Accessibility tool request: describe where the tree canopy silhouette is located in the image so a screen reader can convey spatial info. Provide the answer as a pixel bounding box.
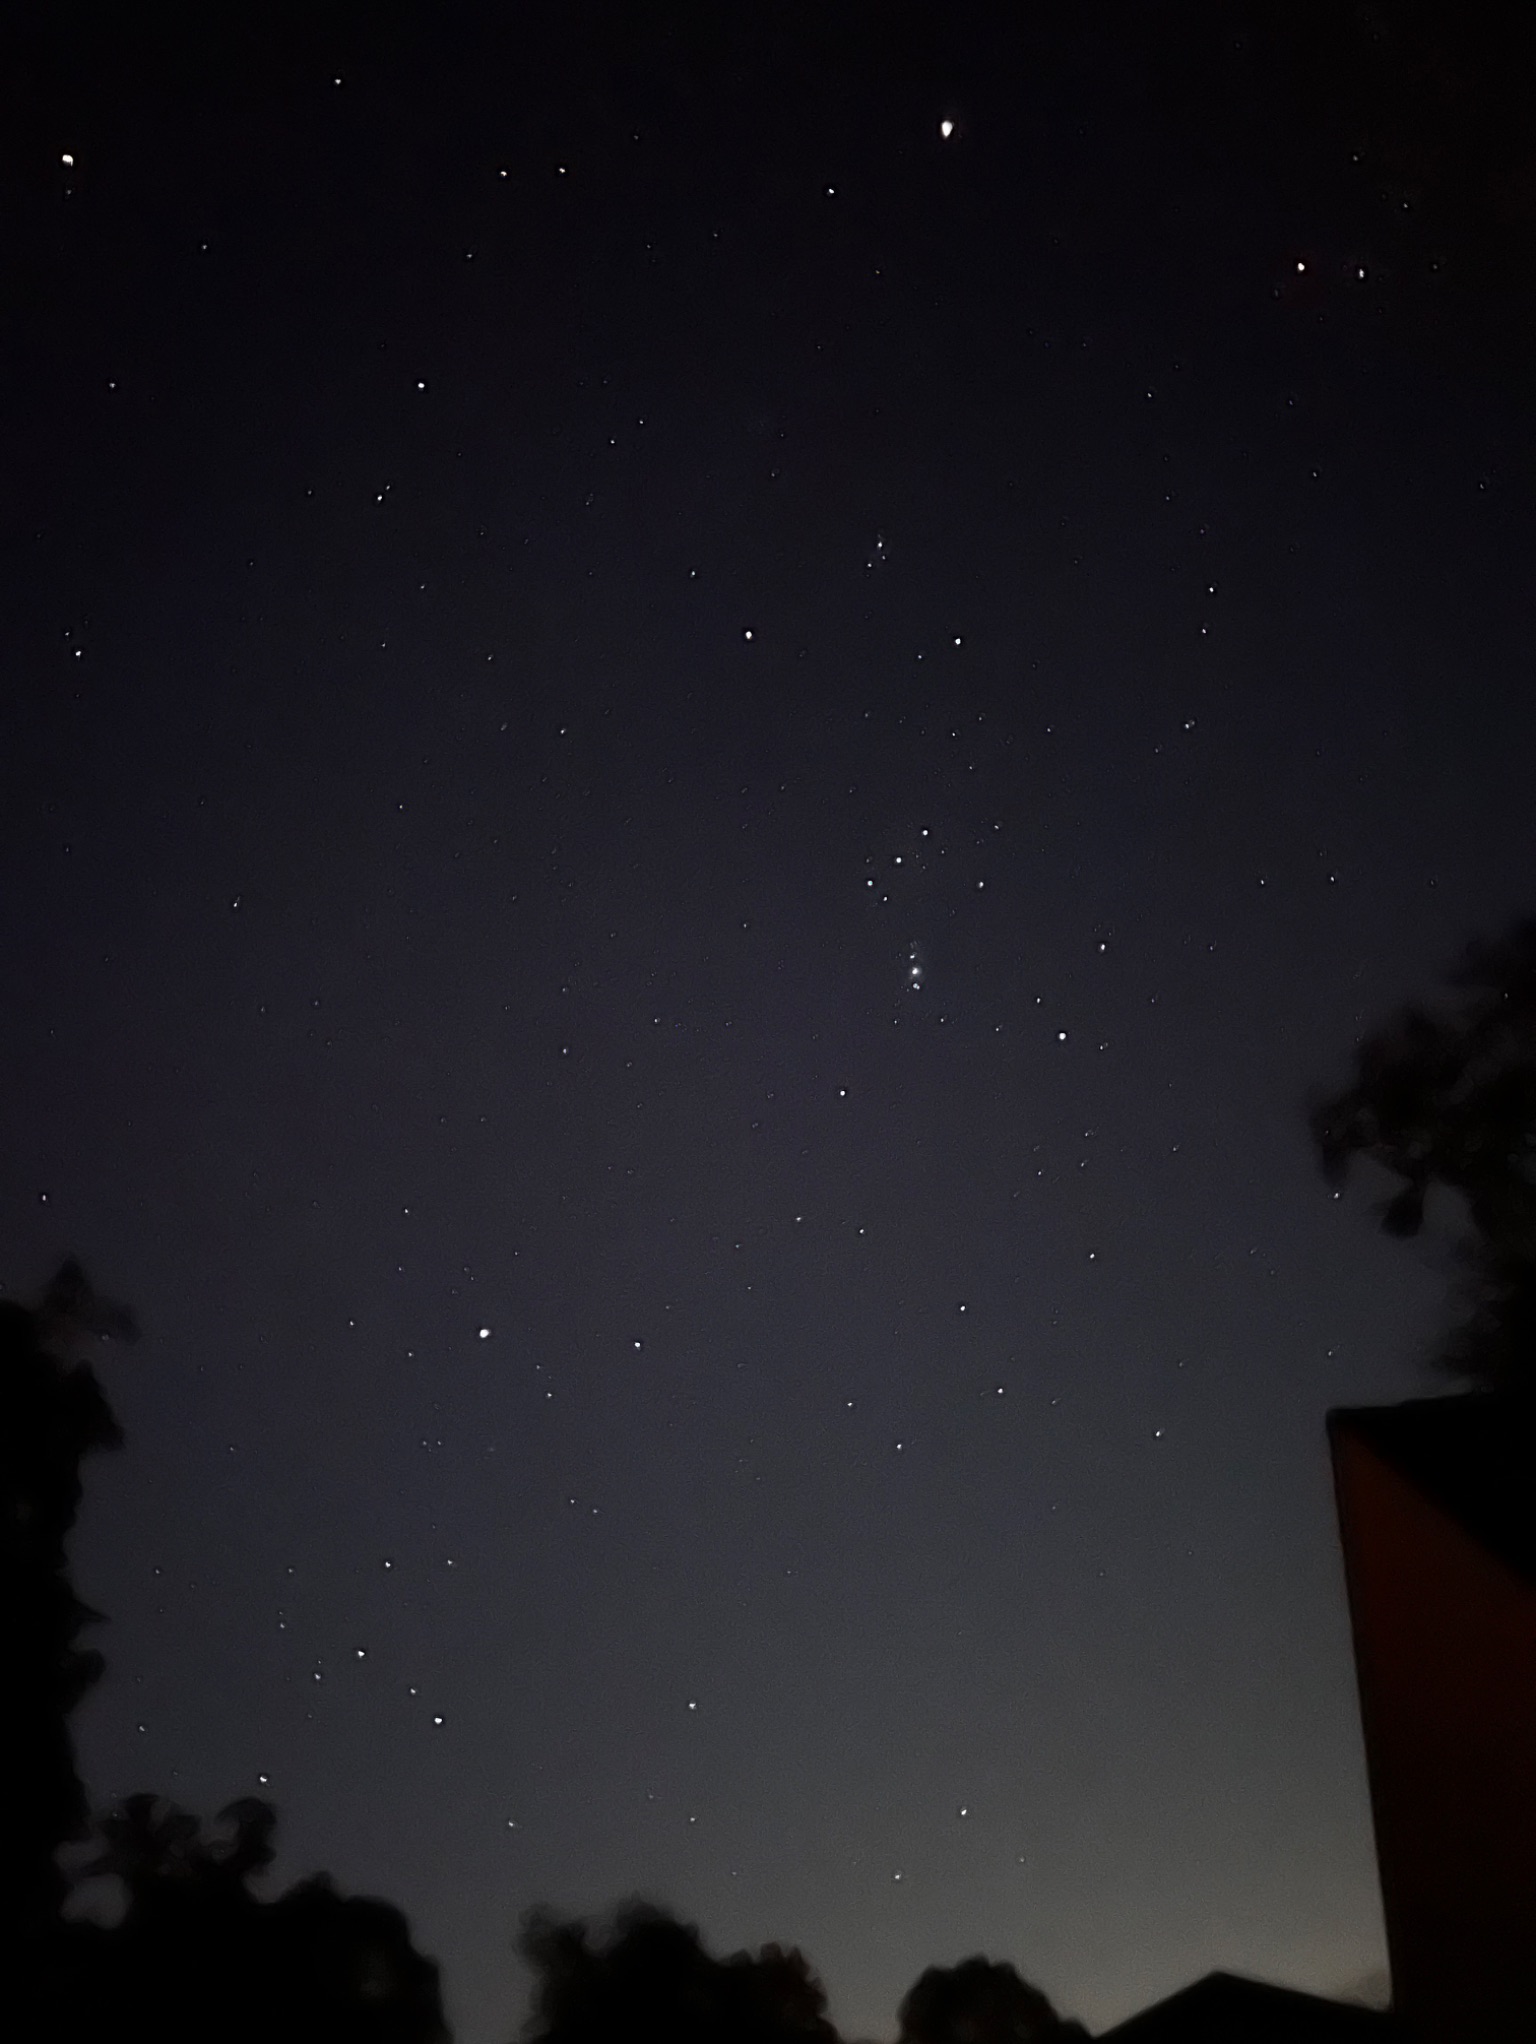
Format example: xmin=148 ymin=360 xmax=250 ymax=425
xmin=516 ymin=1903 xmax=840 ymax=2044
xmin=512 ymin=1911 xmax=1090 ymax=2044
xmin=4 ymin=1260 xmax=449 ymax=2044
xmin=896 ymin=1956 xmax=1087 ymax=2044
xmin=2 ymin=1257 xmax=132 ymax=1944
xmin=1312 ymin=919 xmax=1536 ymax=1394
xmin=6 ymin=1256 xmax=1087 ymax=2044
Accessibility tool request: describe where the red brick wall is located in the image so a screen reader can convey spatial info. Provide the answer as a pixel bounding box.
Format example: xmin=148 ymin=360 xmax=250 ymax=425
xmin=1332 ymin=1428 xmax=1536 ymax=2044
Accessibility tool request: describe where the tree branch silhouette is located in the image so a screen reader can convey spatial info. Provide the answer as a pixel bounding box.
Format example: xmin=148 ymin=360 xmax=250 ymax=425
xmin=4 ymin=1260 xmax=449 ymax=2044
xmin=1311 ymin=919 xmax=1536 ymax=1393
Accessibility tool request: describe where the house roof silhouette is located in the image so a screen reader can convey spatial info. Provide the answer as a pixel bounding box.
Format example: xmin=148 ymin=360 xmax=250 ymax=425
xmin=926 ymin=1393 xmax=1536 ymax=2039
xmin=1087 ymin=1390 xmax=1536 ymax=2041
xmin=1096 ymin=1971 xmax=1393 ymax=2041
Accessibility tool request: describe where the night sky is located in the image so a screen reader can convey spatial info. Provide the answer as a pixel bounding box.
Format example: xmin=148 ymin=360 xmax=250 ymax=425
xmin=6 ymin=6 xmax=1536 ymax=2038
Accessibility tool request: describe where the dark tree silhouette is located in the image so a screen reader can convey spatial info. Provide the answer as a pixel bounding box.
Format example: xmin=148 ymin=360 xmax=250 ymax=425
xmin=516 ymin=1911 xmax=1086 ymax=2044
xmin=1311 ymin=919 xmax=1536 ymax=1394
xmin=51 ymin=1791 xmax=448 ymax=2044
xmin=517 ymin=1903 xmax=841 ymax=2044
xmin=897 ymin=1956 xmax=1086 ymax=2044
xmin=7 ymin=1256 xmax=1083 ymax=2044
xmin=1 ymin=1258 xmax=133 ymax=1944
xmin=4 ymin=1259 xmax=449 ymax=2044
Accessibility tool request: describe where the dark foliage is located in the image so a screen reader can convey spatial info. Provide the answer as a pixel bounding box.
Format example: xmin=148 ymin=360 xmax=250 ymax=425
xmin=517 ymin=1904 xmax=841 ymax=2044
xmin=1 ymin=1258 xmax=131 ymax=1941
xmin=4 ymin=1260 xmax=449 ymax=2044
xmin=7 ymin=1257 xmax=1085 ymax=2044
xmin=1311 ymin=920 xmax=1536 ymax=1393
xmin=33 ymin=1792 xmax=448 ymax=2044
xmin=897 ymin=1956 xmax=1086 ymax=2044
